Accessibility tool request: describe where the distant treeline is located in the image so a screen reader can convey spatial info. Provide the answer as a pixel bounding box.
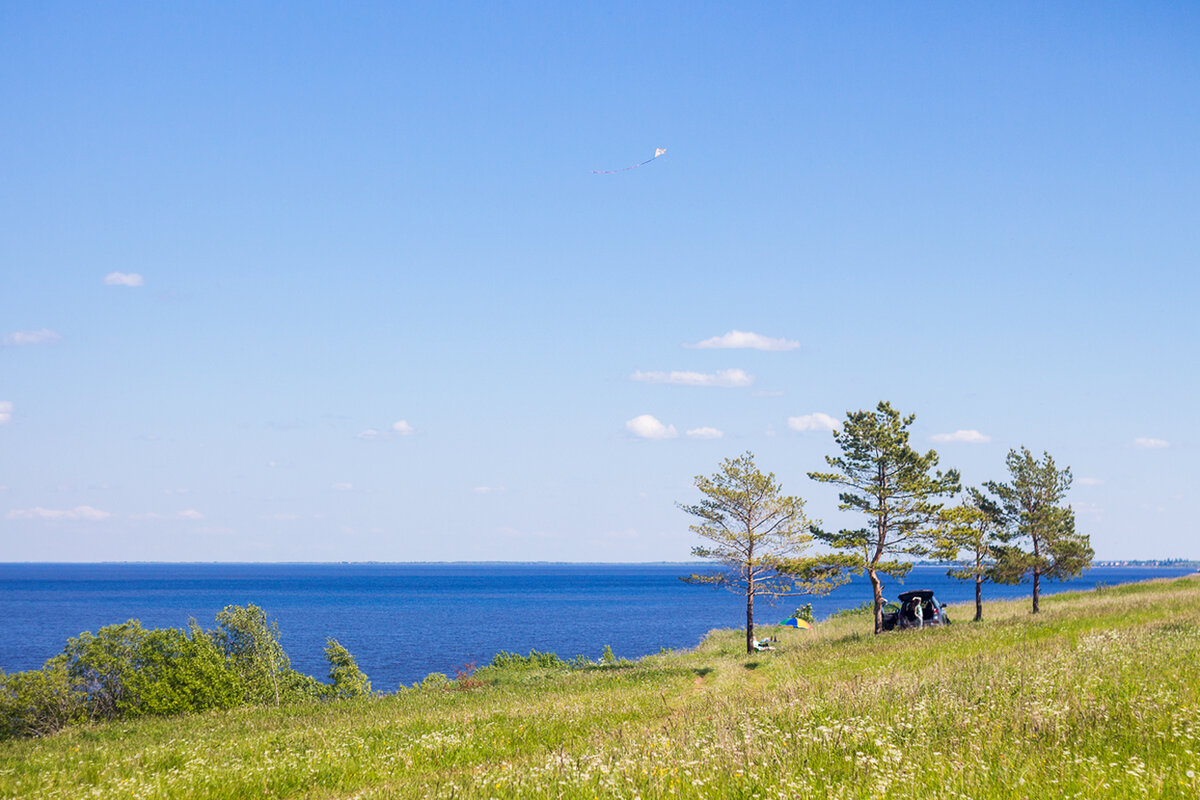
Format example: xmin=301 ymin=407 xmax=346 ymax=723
xmin=0 ymin=605 xmax=370 ymax=739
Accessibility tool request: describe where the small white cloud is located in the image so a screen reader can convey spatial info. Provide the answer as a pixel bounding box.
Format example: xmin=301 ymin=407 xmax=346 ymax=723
xmin=630 ymin=368 xmax=753 ymax=388
xmin=177 ymin=509 xmax=204 ymax=520
xmin=103 ymin=271 xmax=144 ymax=287
xmin=472 ymin=486 xmax=505 ymax=494
xmin=3 ymin=328 xmax=61 ymax=346
xmin=0 ymin=401 xmax=11 ymax=425
xmin=686 ymin=330 xmax=800 ymax=351
xmin=686 ymin=427 xmax=724 ymax=440
xmin=787 ymin=413 xmax=841 ymax=433
xmin=931 ymin=430 xmax=992 ymax=444
xmin=6 ymin=505 xmax=112 ymax=521
xmin=358 ymin=422 xmax=414 ymax=441
xmin=1077 ymin=477 xmax=1104 ymax=486
xmin=331 ymin=482 xmax=354 ymax=491
xmin=1134 ymin=437 xmax=1169 ymax=449
xmin=625 ymin=414 xmax=678 ymax=440
xmin=163 ymin=488 xmax=189 ymax=495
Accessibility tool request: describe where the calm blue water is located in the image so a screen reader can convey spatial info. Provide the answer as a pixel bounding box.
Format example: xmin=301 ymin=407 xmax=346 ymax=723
xmin=0 ymin=563 xmax=1192 ymax=690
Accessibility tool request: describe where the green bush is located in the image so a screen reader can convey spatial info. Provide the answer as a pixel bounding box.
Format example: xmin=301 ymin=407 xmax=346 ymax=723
xmin=123 ymin=624 xmax=243 ymax=717
xmin=0 ymin=657 xmax=84 ymax=738
xmin=488 ymin=649 xmax=569 ymax=670
xmin=416 ymin=672 xmax=450 ymax=691
xmin=62 ymin=620 xmax=147 ymax=720
xmin=324 ymin=639 xmax=371 ymax=699
xmin=0 ymin=605 xmax=366 ymax=740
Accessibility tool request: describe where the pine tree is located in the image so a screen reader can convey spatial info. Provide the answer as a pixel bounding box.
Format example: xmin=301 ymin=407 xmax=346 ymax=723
xmin=808 ymin=402 xmax=960 ymax=634
xmin=680 ymin=452 xmax=846 ymax=654
xmin=985 ymin=448 xmax=1093 ymax=613
xmin=934 ymin=488 xmax=1002 ymax=621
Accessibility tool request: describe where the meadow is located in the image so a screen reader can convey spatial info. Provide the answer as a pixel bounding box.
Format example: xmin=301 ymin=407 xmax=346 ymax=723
xmin=2 ymin=575 xmax=1198 ymax=799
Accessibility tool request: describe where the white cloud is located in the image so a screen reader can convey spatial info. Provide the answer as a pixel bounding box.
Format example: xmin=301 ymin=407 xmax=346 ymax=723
xmin=686 ymin=330 xmax=800 ymax=351
xmin=787 ymin=413 xmax=841 ymax=433
xmin=103 ymin=271 xmax=144 ymax=287
xmin=3 ymin=328 xmax=61 ymax=346
xmin=177 ymin=509 xmax=204 ymax=520
xmin=358 ymin=422 xmax=415 ymax=440
xmin=931 ymin=429 xmax=992 ymax=444
xmin=6 ymin=505 xmax=112 ymax=521
xmin=686 ymin=427 xmax=724 ymax=440
xmin=331 ymin=482 xmax=354 ymax=491
xmin=625 ymin=414 xmax=678 ymax=440
xmin=472 ymin=486 xmax=505 ymax=494
xmin=0 ymin=401 xmax=11 ymax=425
xmin=1134 ymin=437 xmax=1170 ymax=449
xmin=630 ymin=368 xmax=753 ymax=388
xmin=1077 ymin=477 xmax=1104 ymax=486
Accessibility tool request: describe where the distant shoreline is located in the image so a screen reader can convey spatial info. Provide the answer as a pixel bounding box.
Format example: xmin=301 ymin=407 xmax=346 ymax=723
xmin=1 ymin=559 xmax=1195 ymax=567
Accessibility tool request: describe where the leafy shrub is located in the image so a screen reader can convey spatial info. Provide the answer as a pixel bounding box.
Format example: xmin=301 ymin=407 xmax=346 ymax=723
xmin=324 ymin=639 xmax=371 ymax=699
xmin=416 ymin=672 xmax=450 ymax=691
xmin=0 ymin=605 xmax=366 ymax=740
xmin=62 ymin=621 xmax=147 ymax=720
xmin=0 ymin=658 xmax=84 ymax=738
xmin=488 ymin=649 xmax=568 ymax=670
xmin=123 ymin=623 xmax=243 ymax=717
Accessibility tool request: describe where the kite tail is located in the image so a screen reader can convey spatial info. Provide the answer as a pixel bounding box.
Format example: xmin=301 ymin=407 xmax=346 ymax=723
xmin=590 ymin=153 xmax=663 ymax=174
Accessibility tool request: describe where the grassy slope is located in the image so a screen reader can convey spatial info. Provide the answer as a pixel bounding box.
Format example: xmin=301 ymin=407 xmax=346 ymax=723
xmin=3 ymin=576 xmax=1200 ymax=799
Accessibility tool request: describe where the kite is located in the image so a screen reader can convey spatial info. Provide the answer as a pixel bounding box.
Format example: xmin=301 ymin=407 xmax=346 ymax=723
xmin=591 ymin=148 xmax=666 ymax=174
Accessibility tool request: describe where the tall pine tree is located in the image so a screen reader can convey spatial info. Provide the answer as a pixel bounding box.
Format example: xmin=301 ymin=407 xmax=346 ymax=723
xmin=985 ymin=448 xmax=1093 ymax=613
xmin=809 ymin=402 xmax=960 ymax=634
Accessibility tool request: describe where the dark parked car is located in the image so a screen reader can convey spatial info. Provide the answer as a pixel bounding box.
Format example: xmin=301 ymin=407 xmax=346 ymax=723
xmin=881 ymin=590 xmax=951 ymax=631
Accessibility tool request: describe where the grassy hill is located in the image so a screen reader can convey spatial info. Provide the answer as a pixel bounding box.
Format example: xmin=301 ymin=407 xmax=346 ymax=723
xmin=3 ymin=575 xmax=1199 ymax=799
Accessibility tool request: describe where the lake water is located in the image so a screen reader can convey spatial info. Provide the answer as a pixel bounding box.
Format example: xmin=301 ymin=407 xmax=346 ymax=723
xmin=0 ymin=563 xmax=1192 ymax=690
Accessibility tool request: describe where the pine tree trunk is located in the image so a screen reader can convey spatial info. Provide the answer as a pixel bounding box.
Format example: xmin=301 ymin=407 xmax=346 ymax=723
xmin=974 ymin=575 xmax=983 ymax=622
xmin=746 ymin=592 xmax=755 ymax=654
xmin=1032 ymin=568 xmax=1041 ymax=614
xmin=869 ymin=569 xmax=884 ymax=634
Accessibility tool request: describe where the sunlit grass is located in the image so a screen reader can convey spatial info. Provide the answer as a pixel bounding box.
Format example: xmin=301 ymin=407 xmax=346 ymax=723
xmin=3 ymin=576 xmax=1199 ymax=798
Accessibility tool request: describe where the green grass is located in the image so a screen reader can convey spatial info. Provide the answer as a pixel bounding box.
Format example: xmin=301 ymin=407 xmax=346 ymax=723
xmin=3 ymin=576 xmax=1200 ymax=798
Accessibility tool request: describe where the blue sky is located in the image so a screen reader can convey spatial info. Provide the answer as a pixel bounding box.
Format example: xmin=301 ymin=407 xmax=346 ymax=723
xmin=2 ymin=2 xmax=1196 ymax=561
